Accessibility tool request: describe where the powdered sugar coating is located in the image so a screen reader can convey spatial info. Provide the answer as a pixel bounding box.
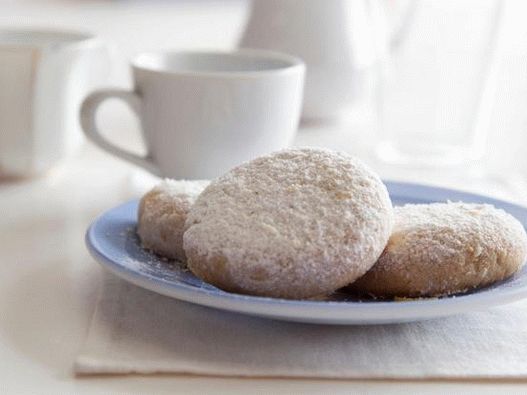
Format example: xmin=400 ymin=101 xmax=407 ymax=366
xmin=349 ymin=202 xmax=527 ymax=297
xmin=183 ymin=148 xmax=393 ymax=299
xmin=137 ymin=179 xmax=209 ymax=261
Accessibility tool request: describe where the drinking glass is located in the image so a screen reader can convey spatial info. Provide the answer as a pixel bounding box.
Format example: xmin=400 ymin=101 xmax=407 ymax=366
xmin=376 ymin=0 xmax=504 ymax=167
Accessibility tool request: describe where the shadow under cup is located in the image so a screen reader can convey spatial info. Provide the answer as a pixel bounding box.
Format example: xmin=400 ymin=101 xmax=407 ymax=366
xmin=82 ymin=50 xmax=306 ymax=180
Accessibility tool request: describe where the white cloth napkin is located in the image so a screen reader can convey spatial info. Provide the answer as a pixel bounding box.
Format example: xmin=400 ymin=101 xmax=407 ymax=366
xmin=75 ymin=273 xmax=527 ymax=379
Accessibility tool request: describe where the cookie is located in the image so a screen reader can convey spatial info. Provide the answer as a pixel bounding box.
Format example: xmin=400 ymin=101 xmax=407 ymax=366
xmin=137 ymin=179 xmax=209 ymax=261
xmin=183 ymin=148 xmax=393 ymax=299
xmin=348 ymin=202 xmax=527 ymax=298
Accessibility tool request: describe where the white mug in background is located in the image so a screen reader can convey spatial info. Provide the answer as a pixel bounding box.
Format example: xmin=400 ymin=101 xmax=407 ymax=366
xmin=0 ymin=29 xmax=110 ymax=178
xmin=81 ymin=50 xmax=305 ymax=179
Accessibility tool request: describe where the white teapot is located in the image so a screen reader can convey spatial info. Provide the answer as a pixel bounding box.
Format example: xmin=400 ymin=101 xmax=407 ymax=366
xmin=240 ymin=0 xmax=413 ymax=120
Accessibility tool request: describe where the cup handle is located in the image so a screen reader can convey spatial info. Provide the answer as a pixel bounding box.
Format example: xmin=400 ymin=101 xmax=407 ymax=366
xmin=80 ymin=89 xmax=161 ymax=176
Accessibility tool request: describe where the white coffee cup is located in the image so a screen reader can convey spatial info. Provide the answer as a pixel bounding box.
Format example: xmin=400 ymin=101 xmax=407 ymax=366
xmin=80 ymin=50 xmax=305 ymax=179
xmin=0 ymin=29 xmax=109 ymax=178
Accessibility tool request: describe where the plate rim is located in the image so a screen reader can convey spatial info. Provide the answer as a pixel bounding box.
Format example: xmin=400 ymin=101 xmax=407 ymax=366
xmin=85 ymin=180 xmax=527 ymax=324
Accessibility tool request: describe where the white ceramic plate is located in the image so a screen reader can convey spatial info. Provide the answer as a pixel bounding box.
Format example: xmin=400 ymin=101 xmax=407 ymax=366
xmin=86 ymin=181 xmax=527 ymax=325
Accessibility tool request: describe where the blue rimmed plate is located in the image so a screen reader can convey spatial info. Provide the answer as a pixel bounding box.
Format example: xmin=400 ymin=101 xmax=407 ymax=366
xmin=86 ymin=181 xmax=527 ymax=325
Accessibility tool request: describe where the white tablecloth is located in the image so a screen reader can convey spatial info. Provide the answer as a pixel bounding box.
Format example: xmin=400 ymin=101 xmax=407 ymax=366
xmin=76 ymin=273 xmax=527 ymax=379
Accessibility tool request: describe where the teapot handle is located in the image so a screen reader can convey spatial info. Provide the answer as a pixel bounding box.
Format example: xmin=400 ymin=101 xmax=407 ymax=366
xmin=367 ymin=0 xmax=417 ymax=60
xmin=388 ymin=0 xmax=418 ymax=50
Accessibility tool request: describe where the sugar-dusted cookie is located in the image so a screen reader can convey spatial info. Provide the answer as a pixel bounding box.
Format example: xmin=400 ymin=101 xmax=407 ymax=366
xmin=183 ymin=148 xmax=393 ymax=299
xmin=137 ymin=179 xmax=209 ymax=261
xmin=348 ymin=202 xmax=527 ymax=298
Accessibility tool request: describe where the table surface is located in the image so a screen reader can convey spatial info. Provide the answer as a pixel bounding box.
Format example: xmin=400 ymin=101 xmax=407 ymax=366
xmin=2 ymin=1 xmax=527 ymax=393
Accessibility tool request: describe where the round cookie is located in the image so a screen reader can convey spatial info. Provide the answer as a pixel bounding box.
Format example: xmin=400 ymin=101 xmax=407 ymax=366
xmin=137 ymin=179 xmax=209 ymax=261
xmin=348 ymin=202 xmax=527 ymax=298
xmin=183 ymin=148 xmax=393 ymax=299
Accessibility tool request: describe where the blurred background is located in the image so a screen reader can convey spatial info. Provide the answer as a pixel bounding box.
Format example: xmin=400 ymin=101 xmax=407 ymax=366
xmin=3 ymin=0 xmax=527 ymax=200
